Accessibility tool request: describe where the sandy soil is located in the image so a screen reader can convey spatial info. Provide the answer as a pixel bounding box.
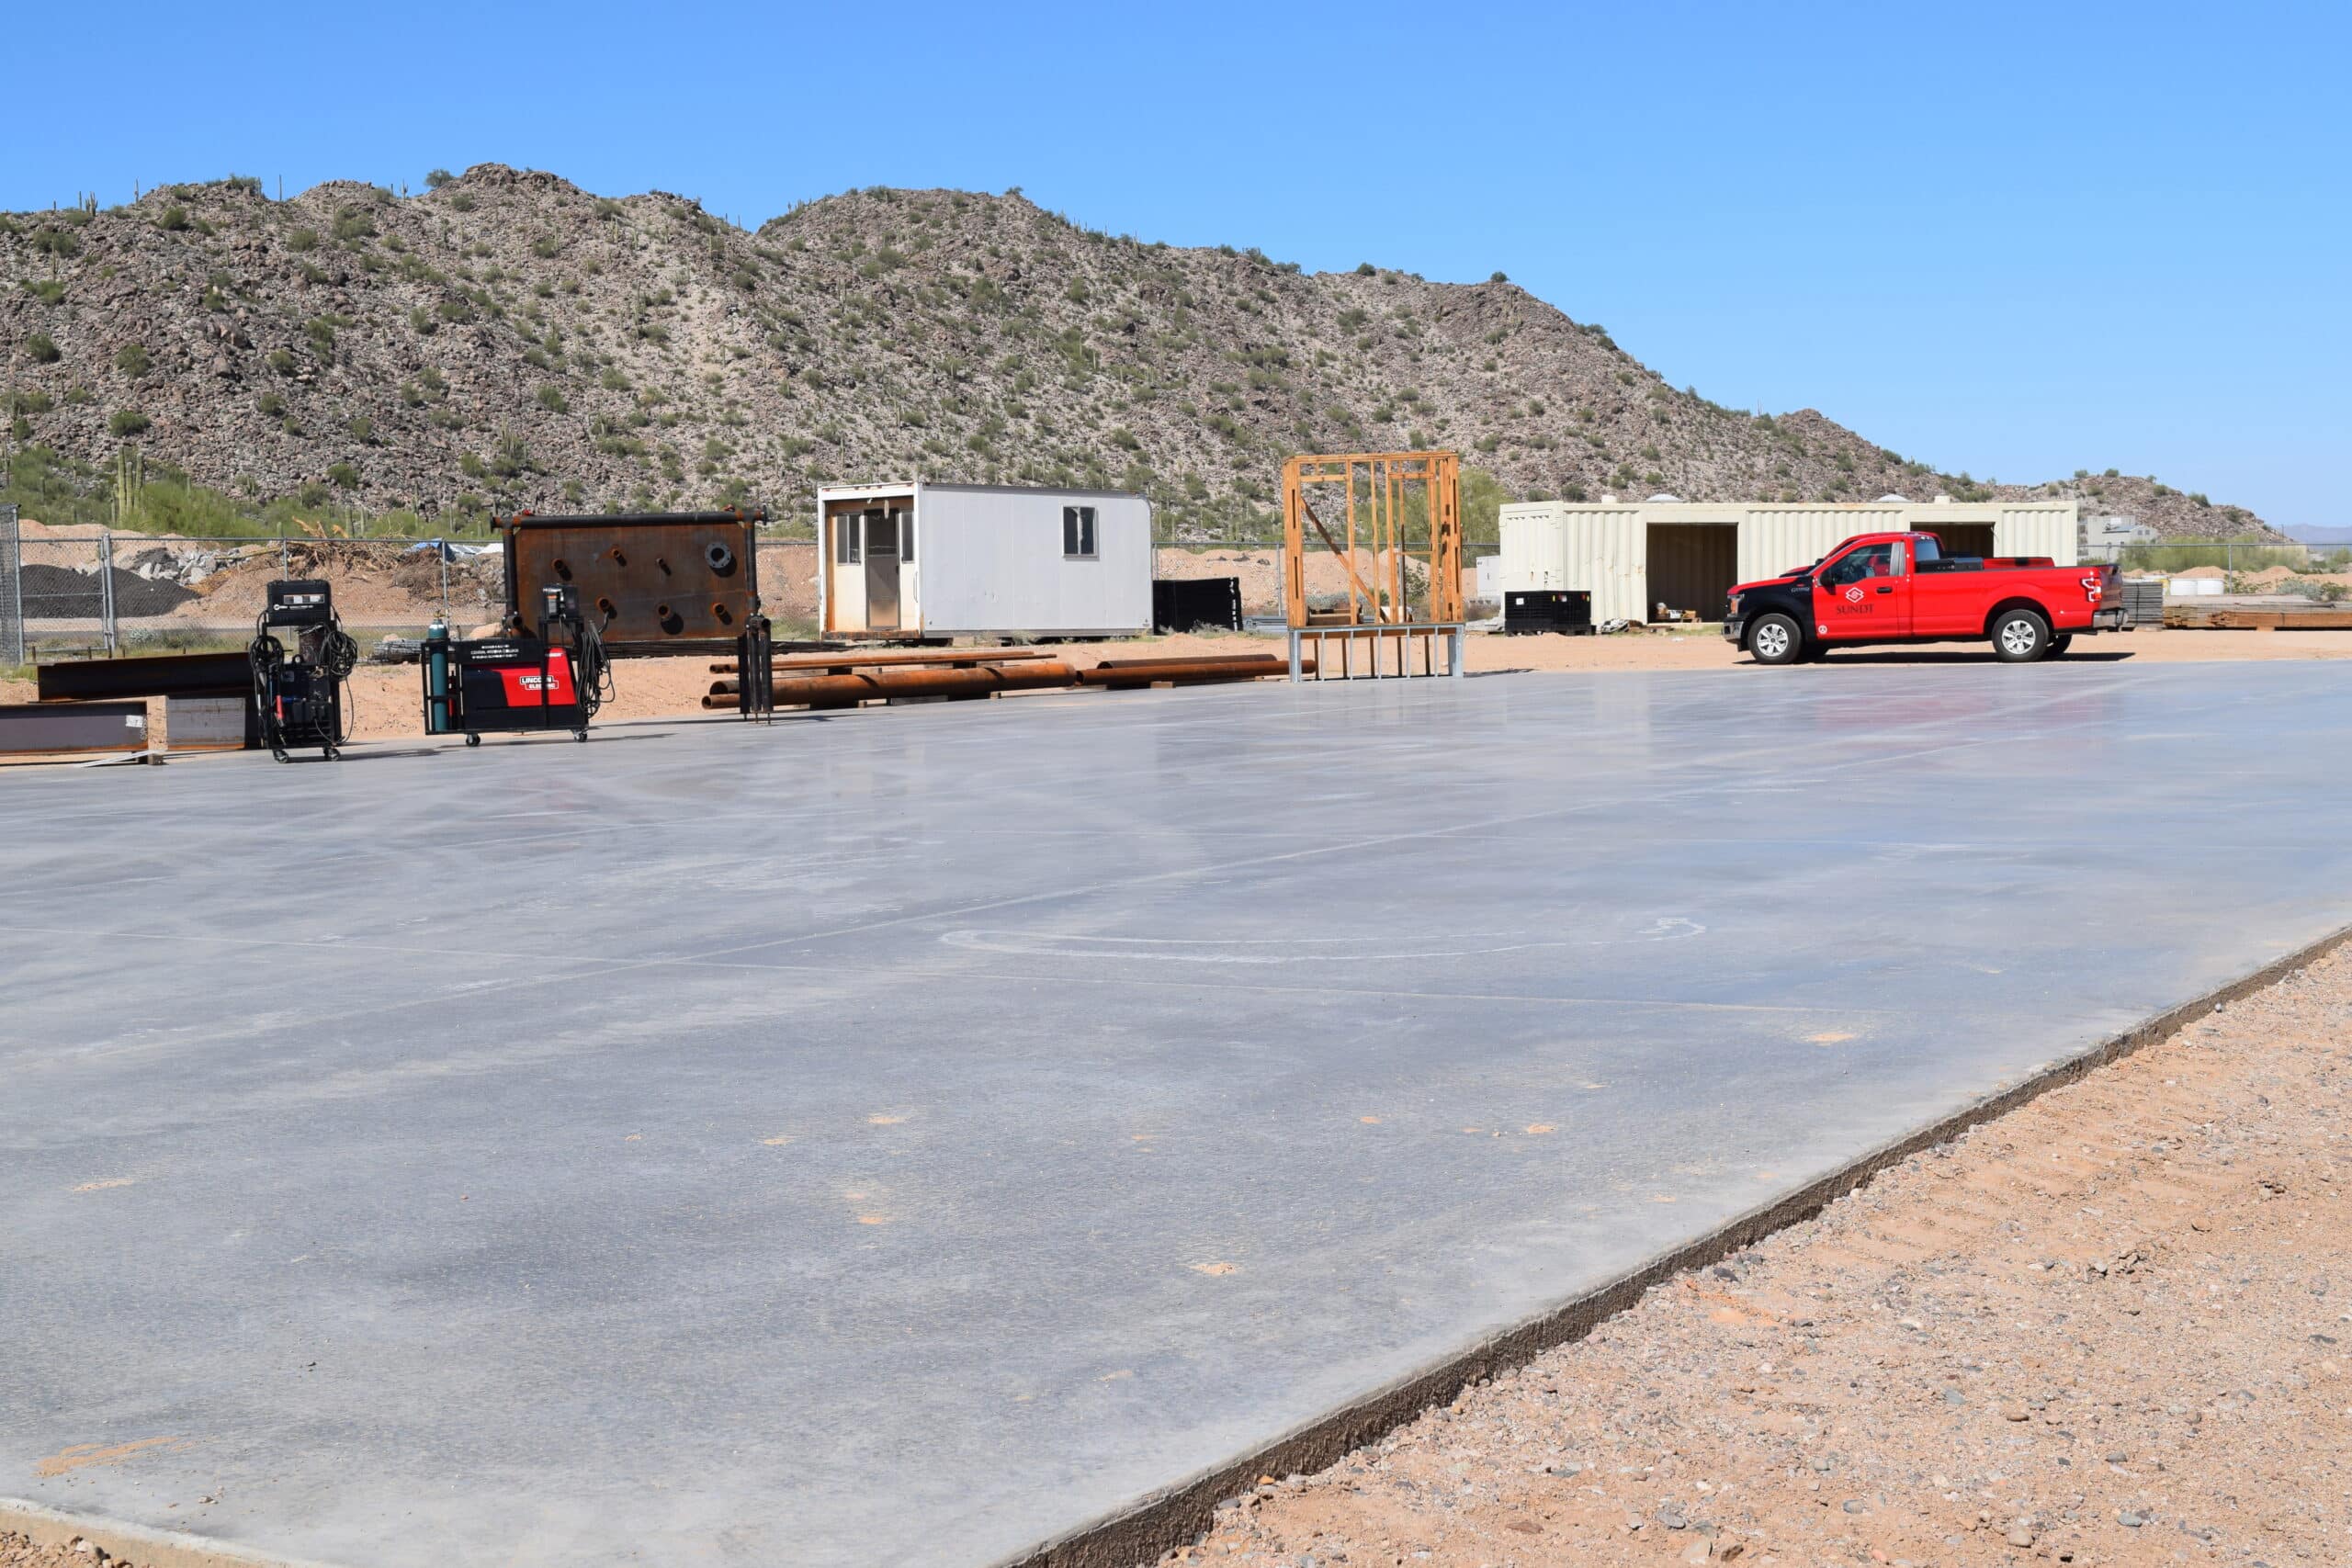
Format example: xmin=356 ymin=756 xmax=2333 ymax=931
xmin=1155 ymin=945 xmax=2352 ymax=1568
xmin=20 ymin=625 xmax=2352 ymax=748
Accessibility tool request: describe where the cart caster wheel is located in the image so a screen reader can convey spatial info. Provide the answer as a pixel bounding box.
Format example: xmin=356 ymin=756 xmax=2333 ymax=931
xmin=573 ymin=730 xmax=588 ymax=743
xmin=465 ymin=733 xmax=481 ymax=748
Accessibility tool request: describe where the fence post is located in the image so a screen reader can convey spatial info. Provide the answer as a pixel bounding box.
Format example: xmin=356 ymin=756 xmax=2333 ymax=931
xmin=99 ymin=531 xmax=118 ymax=656
xmin=438 ymin=539 xmax=449 ymax=614
xmin=0 ymin=503 xmax=22 ymax=668
xmin=281 ymin=536 xmax=291 ymax=579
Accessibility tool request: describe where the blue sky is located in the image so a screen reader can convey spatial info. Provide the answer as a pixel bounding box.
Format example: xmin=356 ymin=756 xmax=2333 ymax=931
xmin=6 ymin=1 xmax=2346 ymax=526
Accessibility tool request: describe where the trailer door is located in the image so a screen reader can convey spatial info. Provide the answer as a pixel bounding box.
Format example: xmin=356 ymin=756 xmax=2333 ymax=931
xmin=864 ymin=508 xmax=901 ymax=632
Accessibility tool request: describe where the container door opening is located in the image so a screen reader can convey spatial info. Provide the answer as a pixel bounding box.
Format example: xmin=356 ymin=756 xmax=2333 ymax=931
xmin=1923 ymin=522 xmax=1996 ymax=559
xmin=865 ymin=509 xmax=900 ymax=632
xmin=1645 ymin=524 xmax=1737 ymax=623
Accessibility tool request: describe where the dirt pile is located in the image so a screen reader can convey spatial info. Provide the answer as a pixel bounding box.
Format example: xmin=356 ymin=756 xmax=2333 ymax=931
xmin=2 ymin=170 xmax=2274 ymax=538
xmin=15 ymin=562 xmax=196 ymax=616
xmin=164 ymin=542 xmax=502 ymax=625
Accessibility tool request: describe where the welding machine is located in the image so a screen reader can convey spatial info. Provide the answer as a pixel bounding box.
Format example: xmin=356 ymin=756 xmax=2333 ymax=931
xmin=248 ymin=579 xmax=358 ymax=761
xmin=423 ymin=582 xmax=613 ymax=746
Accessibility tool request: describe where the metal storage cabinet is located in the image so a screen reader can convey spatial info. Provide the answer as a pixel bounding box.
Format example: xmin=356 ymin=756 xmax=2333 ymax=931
xmin=1500 ymin=590 xmax=1594 ymax=635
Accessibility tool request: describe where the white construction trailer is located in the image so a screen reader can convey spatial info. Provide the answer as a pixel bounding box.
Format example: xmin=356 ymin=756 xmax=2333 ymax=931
xmin=815 ymin=481 xmax=1153 ymax=639
xmin=1497 ymin=496 xmax=2080 ymax=625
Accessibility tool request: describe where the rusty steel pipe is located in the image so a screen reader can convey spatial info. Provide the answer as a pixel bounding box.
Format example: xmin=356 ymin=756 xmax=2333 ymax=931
xmin=749 ymin=662 xmax=1080 ymax=710
xmin=708 ymin=648 xmax=1057 ymax=675
xmin=1091 ymin=652 xmax=1290 ymax=671
xmin=1077 ymin=657 xmax=1295 ymax=685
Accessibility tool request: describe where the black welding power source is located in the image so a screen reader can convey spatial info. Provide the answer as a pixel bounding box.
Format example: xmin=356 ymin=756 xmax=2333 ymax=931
xmin=248 ymin=580 xmax=359 ymax=761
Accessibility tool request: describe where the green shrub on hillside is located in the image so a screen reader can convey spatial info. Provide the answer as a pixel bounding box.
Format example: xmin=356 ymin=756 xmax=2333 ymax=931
xmin=108 ymin=409 xmax=152 ymax=436
xmin=26 ymin=333 xmax=61 ymax=364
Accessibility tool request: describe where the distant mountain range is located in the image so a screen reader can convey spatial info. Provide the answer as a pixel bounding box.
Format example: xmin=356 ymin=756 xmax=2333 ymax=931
xmin=0 ymin=164 xmax=2281 ymax=540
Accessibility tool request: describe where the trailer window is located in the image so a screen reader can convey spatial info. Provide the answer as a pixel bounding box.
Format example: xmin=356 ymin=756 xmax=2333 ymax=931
xmin=898 ymin=508 xmax=913 ymax=565
xmin=835 ymin=513 xmax=861 ymax=565
xmin=1063 ymin=505 xmax=1097 ymax=559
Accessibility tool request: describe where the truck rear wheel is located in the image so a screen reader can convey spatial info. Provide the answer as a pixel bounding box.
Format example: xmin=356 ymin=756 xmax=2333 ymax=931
xmin=1747 ymin=613 xmax=1803 ymax=665
xmin=1994 ymin=608 xmax=2052 ymax=663
xmin=2049 ymin=633 xmax=2074 ymax=657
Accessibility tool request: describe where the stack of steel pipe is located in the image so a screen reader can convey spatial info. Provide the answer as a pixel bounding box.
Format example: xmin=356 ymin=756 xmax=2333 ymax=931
xmin=703 ymin=661 xmax=1079 ymax=710
xmin=699 ymin=647 xmax=1306 ymax=711
xmin=707 ymin=648 xmax=1058 ymax=676
xmin=1079 ymin=653 xmax=1306 ymax=689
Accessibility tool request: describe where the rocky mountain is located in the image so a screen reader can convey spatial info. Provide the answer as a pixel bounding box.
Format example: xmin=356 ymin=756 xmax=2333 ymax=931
xmin=0 ymin=165 xmax=2278 ymax=539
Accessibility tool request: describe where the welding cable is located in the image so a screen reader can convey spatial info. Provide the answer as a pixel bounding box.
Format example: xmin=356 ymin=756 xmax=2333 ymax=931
xmin=248 ymin=617 xmax=287 ymax=759
xmin=575 ymin=612 xmax=616 ymax=721
xmin=319 ymin=615 xmax=361 ymax=746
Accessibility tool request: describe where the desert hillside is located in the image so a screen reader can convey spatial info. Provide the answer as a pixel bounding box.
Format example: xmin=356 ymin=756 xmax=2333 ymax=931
xmin=0 ymin=166 xmax=2276 ymax=539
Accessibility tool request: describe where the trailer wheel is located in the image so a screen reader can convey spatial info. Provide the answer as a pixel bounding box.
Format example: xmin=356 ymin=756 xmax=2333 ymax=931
xmin=2049 ymin=633 xmax=2074 ymax=657
xmin=1994 ymin=608 xmax=2052 ymax=662
xmin=1747 ymin=614 xmax=1803 ymax=665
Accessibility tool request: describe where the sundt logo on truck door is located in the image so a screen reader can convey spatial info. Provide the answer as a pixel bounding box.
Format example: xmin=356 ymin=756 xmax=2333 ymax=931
xmin=1843 ymin=585 xmax=1865 ymax=604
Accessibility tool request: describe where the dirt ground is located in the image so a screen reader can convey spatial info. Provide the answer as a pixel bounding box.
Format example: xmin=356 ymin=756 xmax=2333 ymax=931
xmin=1153 ymin=946 xmax=2352 ymax=1568
xmin=8 ymin=832 xmax=2349 ymax=1568
xmin=17 ymin=624 xmax=2352 ymax=739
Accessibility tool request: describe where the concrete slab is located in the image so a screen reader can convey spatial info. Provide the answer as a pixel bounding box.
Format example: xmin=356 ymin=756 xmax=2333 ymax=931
xmin=6 ymin=663 xmax=2351 ymax=1567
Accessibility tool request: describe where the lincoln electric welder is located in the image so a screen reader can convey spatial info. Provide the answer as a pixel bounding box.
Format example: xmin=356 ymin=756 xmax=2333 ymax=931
xmin=423 ymin=583 xmax=612 ymax=746
xmin=248 ymin=579 xmax=358 ymax=761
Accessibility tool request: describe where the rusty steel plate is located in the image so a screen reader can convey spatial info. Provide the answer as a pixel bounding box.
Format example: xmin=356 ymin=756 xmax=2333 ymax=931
xmin=501 ymin=511 xmax=763 ymax=653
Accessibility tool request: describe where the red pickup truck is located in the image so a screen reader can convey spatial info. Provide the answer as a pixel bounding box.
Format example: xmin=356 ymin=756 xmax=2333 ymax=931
xmin=1724 ymin=531 xmax=2129 ymax=664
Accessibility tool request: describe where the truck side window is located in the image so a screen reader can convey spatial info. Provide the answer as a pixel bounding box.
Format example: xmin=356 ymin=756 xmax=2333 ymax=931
xmin=1823 ymin=545 xmax=1893 ymax=587
xmin=1913 ymin=534 xmax=1940 ymax=565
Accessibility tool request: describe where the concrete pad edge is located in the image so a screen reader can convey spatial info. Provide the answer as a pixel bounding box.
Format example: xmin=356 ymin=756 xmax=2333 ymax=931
xmin=993 ymin=917 xmax=2352 ymax=1568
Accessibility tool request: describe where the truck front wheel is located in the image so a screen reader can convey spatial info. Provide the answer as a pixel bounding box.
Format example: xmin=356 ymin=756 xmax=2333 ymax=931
xmin=1994 ymin=608 xmax=2052 ymax=663
xmin=1747 ymin=614 xmax=1803 ymax=666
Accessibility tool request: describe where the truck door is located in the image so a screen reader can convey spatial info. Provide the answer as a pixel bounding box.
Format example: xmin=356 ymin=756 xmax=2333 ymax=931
xmin=1812 ymin=541 xmax=1911 ymax=641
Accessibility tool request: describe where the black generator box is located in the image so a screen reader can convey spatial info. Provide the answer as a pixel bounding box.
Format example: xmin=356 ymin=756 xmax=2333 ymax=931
xmin=1502 ymin=589 xmax=1594 ymax=635
xmin=1152 ymin=576 xmax=1244 ymax=634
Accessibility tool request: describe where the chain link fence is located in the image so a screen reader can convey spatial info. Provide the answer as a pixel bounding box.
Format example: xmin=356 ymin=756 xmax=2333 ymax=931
xmin=3 ymin=523 xmax=1351 ymax=657
xmin=2087 ymin=541 xmax=2348 ymax=574
xmin=0 ymin=506 xmax=24 ymax=668
xmin=1 ymin=533 xmax=836 ymax=661
xmin=4 ymin=534 xmax=509 ymax=662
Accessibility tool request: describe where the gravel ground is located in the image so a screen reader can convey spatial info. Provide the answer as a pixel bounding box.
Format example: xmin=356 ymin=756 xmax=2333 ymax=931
xmin=1154 ymin=948 xmax=2352 ymax=1568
